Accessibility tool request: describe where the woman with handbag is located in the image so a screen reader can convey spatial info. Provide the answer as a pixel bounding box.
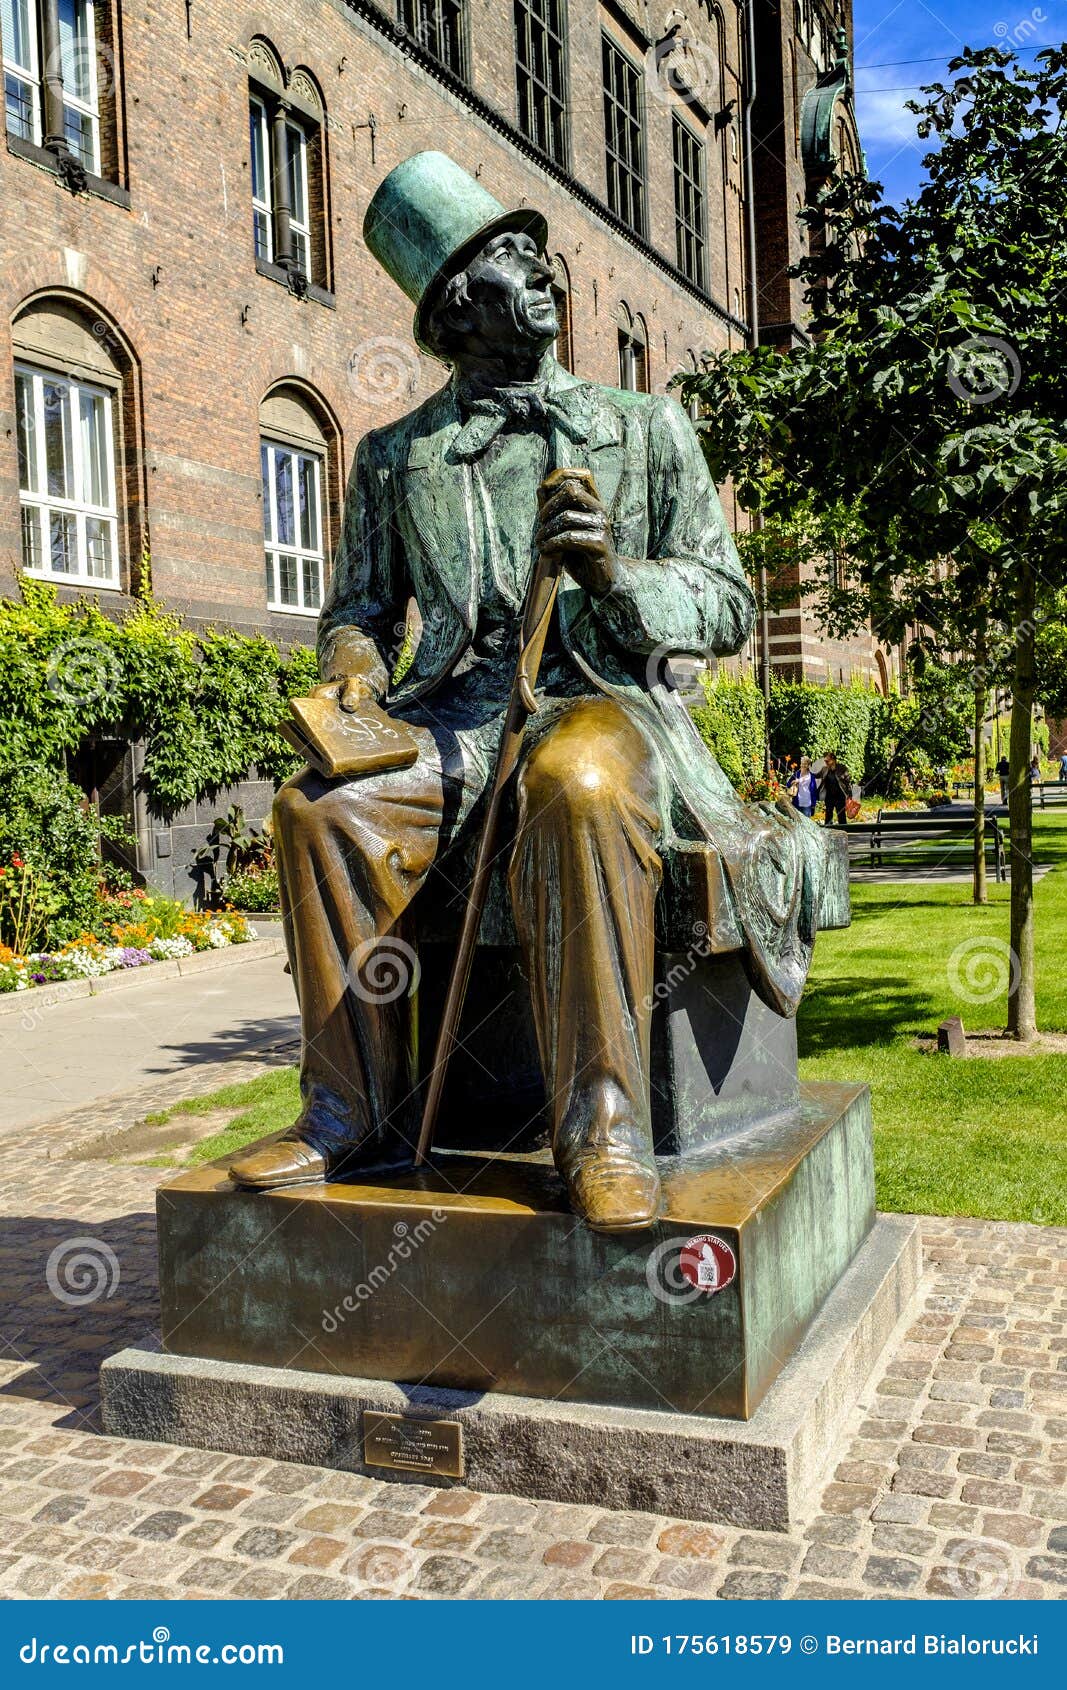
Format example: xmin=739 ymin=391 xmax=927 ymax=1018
xmin=820 ymin=751 xmax=857 ymax=827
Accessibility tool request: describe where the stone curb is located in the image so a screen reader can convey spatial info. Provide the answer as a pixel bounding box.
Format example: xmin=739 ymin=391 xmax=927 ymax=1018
xmin=0 ymin=937 xmax=286 ymax=1019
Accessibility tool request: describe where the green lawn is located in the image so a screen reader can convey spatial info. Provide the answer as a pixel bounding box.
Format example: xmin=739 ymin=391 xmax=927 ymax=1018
xmin=797 ymin=812 xmax=1067 ymax=1224
xmin=146 ymin=815 xmax=1067 ymax=1226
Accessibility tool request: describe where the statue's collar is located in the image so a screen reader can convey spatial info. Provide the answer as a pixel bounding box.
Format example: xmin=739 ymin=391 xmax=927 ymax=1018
xmin=448 ymin=357 xmax=596 ymax=460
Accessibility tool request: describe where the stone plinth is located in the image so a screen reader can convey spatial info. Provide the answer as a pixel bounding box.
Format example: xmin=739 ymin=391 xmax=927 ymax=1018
xmin=102 ymin=1213 xmax=920 ymax=1530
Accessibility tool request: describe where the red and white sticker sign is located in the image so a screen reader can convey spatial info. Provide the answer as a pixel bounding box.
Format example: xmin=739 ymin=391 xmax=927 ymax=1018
xmin=678 ymin=1234 xmax=737 ymax=1295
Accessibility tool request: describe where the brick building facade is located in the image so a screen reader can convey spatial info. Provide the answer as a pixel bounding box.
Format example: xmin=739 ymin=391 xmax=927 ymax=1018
xmin=0 ymin=0 xmax=887 ymax=891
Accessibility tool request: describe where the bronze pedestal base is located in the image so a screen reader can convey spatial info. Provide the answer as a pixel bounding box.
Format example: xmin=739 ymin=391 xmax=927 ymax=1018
xmin=157 ymin=1081 xmax=875 ymax=1421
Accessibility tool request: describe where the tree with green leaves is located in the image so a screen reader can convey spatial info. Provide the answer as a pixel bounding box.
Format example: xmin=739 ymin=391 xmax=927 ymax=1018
xmin=680 ymin=46 xmax=1067 ymax=1039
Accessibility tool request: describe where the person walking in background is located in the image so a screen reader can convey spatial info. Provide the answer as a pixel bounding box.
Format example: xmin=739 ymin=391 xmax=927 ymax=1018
xmin=997 ymin=754 xmax=1010 ymax=805
xmin=1029 ymin=755 xmax=1041 ymax=786
xmin=790 ymin=755 xmax=818 ymax=819
xmin=1059 ymin=751 xmax=1067 ymax=784
xmin=820 ymin=751 xmax=852 ymax=827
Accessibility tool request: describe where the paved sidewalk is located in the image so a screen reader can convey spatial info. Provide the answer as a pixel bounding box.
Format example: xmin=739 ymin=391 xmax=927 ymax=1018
xmin=0 ymin=1123 xmax=1064 ymax=1599
xmin=0 ymin=955 xmax=298 ymax=1136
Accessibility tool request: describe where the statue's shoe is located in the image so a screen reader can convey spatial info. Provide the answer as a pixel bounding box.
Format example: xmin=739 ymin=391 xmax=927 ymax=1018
xmin=228 ymin=1131 xmax=326 ymax=1189
xmin=228 ymin=1126 xmax=417 ymax=1190
xmin=561 ymin=1148 xmax=662 ymax=1234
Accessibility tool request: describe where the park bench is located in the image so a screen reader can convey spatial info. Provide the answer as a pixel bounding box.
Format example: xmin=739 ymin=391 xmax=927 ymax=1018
xmin=845 ymin=810 xmax=1007 ymax=881
xmin=1033 ymin=781 xmax=1067 ymax=809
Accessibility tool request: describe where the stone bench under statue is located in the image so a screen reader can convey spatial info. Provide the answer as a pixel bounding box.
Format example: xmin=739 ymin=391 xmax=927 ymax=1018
xmin=418 ymin=828 xmax=852 ymax=1158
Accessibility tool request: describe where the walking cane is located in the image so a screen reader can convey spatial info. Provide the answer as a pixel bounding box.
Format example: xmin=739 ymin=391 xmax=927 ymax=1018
xmin=413 ymin=454 xmax=601 ymax=1166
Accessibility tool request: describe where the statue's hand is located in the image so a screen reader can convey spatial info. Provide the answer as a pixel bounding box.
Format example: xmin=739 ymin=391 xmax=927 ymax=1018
xmin=534 ymin=474 xmax=621 ymax=598
xmin=311 ymin=674 xmax=379 ymax=713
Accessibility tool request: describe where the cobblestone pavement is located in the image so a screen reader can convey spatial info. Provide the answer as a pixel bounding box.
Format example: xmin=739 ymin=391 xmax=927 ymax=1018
xmin=0 ymin=1122 xmax=1064 ymax=1600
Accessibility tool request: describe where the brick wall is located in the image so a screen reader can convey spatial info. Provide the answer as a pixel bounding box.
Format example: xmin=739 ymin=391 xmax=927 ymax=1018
xmin=0 ymin=0 xmax=751 ymax=646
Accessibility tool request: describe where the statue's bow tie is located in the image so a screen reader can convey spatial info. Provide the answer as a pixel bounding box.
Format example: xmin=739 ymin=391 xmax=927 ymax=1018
xmin=451 ymin=383 xmax=590 ymax=461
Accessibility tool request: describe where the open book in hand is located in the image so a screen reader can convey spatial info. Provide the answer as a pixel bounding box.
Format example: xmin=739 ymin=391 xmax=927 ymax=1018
xmin=278 ymin=694 xmax=420 ymax=780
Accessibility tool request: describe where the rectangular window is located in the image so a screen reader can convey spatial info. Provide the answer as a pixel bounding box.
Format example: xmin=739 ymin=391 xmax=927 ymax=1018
xmin=262 ymin=439 xmax=325 ymax=615
xmin=673 ymin=116 xmax=707 ymax=288
xmin=399 ymin=0 xmax=467 ymax=78
xmin=2 ymin=0 xmax=39 ymax=142
xmin=250 ymin=96 xmax=273 ymax=262
xmin=602 ymin=35 xmax=645 ymax=237
xmin=514 ymin=0 xmax=567 ymax=165
xmin=15 ymin=363 xmax=118 ymax=586
xmin=58 ymin=0 xmax=99 ymax=171
xmin=2 ymin=0 xmax=100 ymax=169
xmin=286 ymin=121 xmax=310 ymax=279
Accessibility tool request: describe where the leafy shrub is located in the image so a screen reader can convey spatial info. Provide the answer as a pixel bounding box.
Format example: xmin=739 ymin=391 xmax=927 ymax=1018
xmin=769 ymin=678 xmax=879 ymax=785
xmin=0 ymin=579 xmax=318 ymax=818
xmin=691 ymin=670 xmax=767 ymax=793
xmin=224 ymin=866 xmax=280 ymax=912
xmin=0 ymin=761 xmax=135 ymax=947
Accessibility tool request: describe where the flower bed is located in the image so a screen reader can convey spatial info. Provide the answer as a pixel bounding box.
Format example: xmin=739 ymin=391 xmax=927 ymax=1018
xmin=0 ymin=902 xmax=257 ymax=994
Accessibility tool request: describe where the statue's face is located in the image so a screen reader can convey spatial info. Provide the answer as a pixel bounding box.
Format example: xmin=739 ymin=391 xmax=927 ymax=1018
xmin=459 ymin=230 xmax=558 ymax=355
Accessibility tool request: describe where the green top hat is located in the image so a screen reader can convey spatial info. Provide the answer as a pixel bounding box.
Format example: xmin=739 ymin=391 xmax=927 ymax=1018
xmin=363 ymin=151 xmax=548 ymax=353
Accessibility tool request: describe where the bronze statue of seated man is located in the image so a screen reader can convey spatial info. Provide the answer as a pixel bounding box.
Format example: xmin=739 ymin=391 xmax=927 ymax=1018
xmin=229 ymin=152 xmax=826 ymax=1233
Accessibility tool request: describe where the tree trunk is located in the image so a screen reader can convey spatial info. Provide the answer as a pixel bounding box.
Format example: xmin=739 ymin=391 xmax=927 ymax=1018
xmin=1007 ymin=564 xmax=1037 ymax=1040
xmin=972 ymin=625 xmax=987 ymax=906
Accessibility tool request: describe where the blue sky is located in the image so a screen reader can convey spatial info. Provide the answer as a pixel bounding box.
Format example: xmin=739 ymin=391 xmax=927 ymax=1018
xmin=853 ymin=0 xmax=1064 ymax=204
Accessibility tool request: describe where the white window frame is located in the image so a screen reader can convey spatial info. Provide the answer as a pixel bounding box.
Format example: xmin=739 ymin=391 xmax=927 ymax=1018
xmin=15 ymin=360 xmax=120 ymax=589
xmin=262 ymin=436 xmax=325 ymax=617
xmin=3 ymin=0 xmax=42 ymax=144
xmin=58 ymin=0 xmax=101 ymax=174
xmin=286 ymin=119 xmax=311 ymax=278
xmin=250 ymin=93 xmax=273 ymax=261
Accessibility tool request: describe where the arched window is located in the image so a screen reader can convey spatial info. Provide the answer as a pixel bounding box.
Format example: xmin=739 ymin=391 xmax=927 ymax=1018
xmin=551 ymin=255 xmax=573 ymax=373
xmin=875 ymin=651 xmax=890 ymax=697
xmin=247 ymin=40 xmax=330 ymax=295
xmin=11 ymin=294 xmax=139 ymax=589
xmin=617 ymin=303 xmax=648 ymax=392
xmin=260 ymin=384 xmax=340 ymax=617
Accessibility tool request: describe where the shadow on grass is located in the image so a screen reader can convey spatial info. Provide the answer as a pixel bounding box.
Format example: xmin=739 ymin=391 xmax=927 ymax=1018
xmin=798 ymin=976 xmax=938 ymax=1056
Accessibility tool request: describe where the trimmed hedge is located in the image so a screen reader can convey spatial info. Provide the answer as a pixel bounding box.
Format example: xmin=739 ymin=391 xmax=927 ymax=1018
xmin=691 ymin=666 xmax=974 ymax=797
xmin=769 ymin=679 xmax=878 ymax=784
xmin=691 ymin=671 xmax=767 ymax=795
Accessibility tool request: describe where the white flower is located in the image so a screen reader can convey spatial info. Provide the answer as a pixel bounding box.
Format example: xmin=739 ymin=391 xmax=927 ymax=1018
xmin=148 ymin=936 xmax=194 ymax=960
